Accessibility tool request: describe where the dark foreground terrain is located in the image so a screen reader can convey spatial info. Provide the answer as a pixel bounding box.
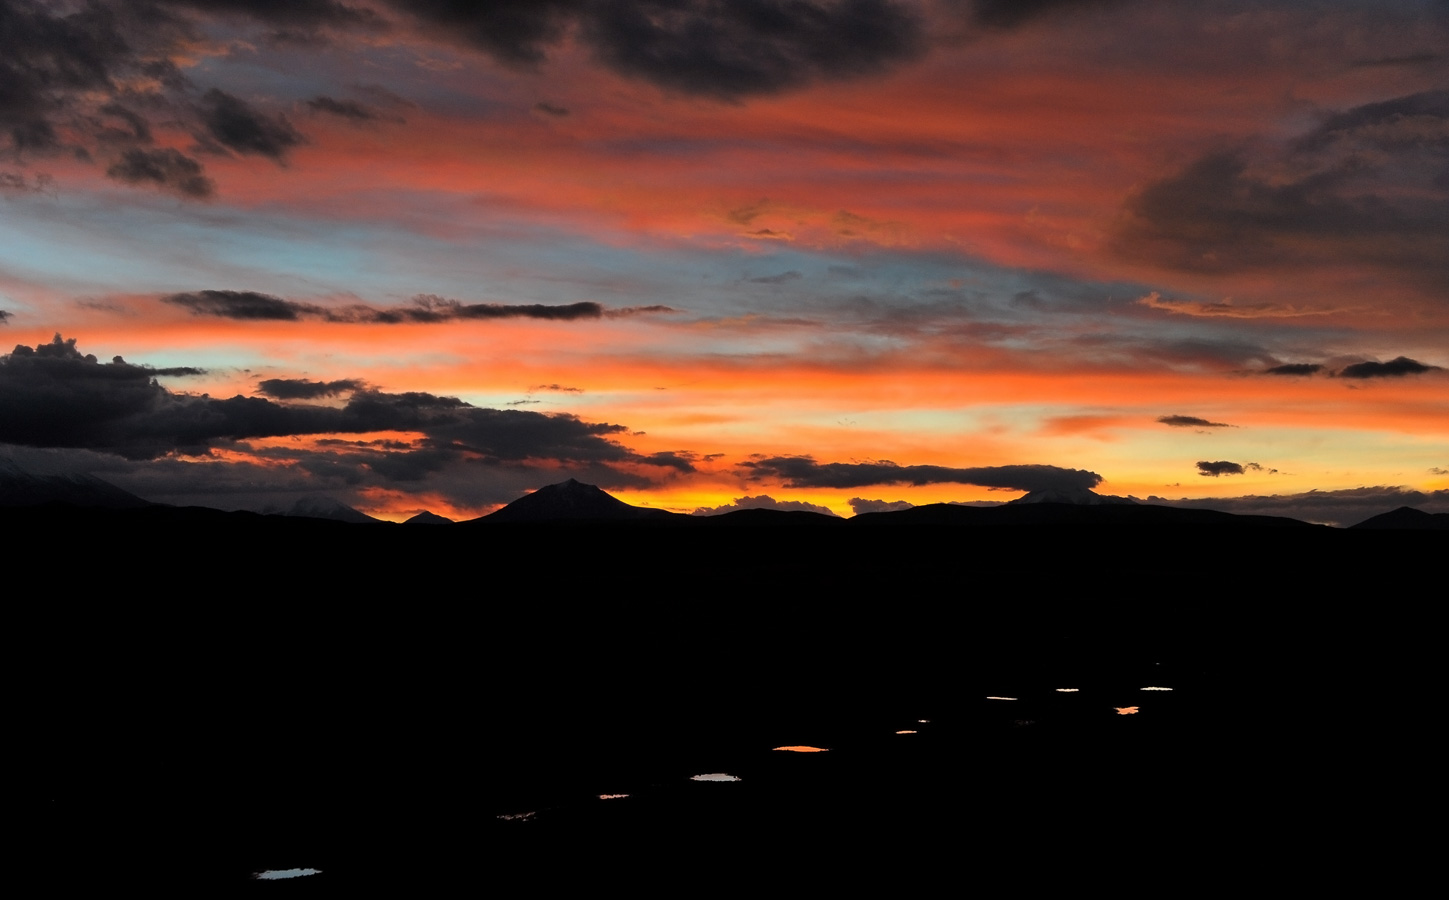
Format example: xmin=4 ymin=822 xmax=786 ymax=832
xmin=14 ymin=504 xmax=1436 ymax=891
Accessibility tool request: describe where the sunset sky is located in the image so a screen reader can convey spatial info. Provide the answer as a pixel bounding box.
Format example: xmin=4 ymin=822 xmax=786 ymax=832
xmin=2 ymin=0 xmax=1446 ymax=524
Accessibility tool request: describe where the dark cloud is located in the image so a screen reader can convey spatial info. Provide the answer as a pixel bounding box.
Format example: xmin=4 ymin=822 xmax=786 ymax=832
xmin=847 ymin=497 xmax=913 ymax=515
xmin=692 ymin=494 xmax=838 ymax=516
xmin=534 ymin=102 xmax=570 ymax=117
xmin=306 ymin=95 xmax=379 ymax=121
xmin=95 ymin=102 xmax=152 ymax=145
xmin=749 ymin=271 xmax=803 ymax=284
xmin=1158 ymin=415 xmax=1231 ymax=429
xmin=389 ymin=0 xmax=583 ymax=67
xmin=1114 ymin=91 xmax=1449 ymax=289
xmin=969 ymin=0 xmax=1119 ymax=29
xmin=157 ymin=0 xmax=380 ymax=29
xmin=257 ymin=378 xmax=366 ymax=399
xmin=105 ymin=148 xmax=215 ymax=198
xmin=394 ymin=0 xmax=926 ymax=100
xmin=197 ymin=89 xmax=304 ymax=160
xmin=1349 ymin=53 xmax=1439 ymax=69
xmin=1263 ymin=363 xmax=1324 ymax=376
xmin=605 ymin=304 xmax=678 ymax=317
xmin=643 ymin=450 xmax=698 ymax=472
xmin=0 ymin=2 xmax=343 ymax=192
xmin=161 ymin=290 xmax=612 ymax=323
xmin=1196 ymin=460 xmax=1244 ymax=477
xmin=0 ymin=335 xmax=656 ymax=468
xmin=163 ymin=290 xmax=310 ymax=320
xmin=1294 ymin=91 xmax=1449 ymax=153
xmin=530 ymin=384 xmax=583 ymax=393
xmin=0 ymin=0 xmax=149 ymax=157
xmin=0 ymin=310 xmax=11 ymax=324
xmin=741 ymin=456 xmax=1103 ymax=491
xmin=1337 ymin=357 xmax=1441 ymax=379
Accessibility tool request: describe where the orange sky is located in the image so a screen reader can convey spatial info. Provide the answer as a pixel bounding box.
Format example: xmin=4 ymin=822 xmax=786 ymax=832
xmin=1 ymin=1 xmax=1445 ymax=523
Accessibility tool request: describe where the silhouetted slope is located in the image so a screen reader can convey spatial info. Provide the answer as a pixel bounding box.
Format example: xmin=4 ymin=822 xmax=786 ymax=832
xmin=695 ymin=507 xmax=845 ymax=527
xmin=284 ymin=495 xmax=383 ymax=524
xmin=11 ymin=482 xmax=1438 ymax=891
xmin=0 ymin=457 xmax=150 ymax=509
xmin=475 ymin=478 xmax=684 ymax=523
xmin=1006 ymin=487 xmax=1136 ymax=505
xmin=851 ymin=500 xmax=1318 ymax=528
xmin=1350 ymin=506 xmax=1449 ymax=530
xmin=403 ymin=510 xmax=454 ymax=525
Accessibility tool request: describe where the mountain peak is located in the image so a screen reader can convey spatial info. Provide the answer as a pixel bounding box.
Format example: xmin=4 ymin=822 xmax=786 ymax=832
xmin=284 ymin=496 xmax=381 ymax=524
xmin=482 ymin=479 xmax=680 ymax=523
xmin=0 ymin=458 xmax=151 ymax=509
xmin=1006 ymin=487 xmax=1137 ymax=506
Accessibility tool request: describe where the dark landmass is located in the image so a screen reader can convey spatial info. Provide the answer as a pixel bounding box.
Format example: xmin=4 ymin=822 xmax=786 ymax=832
xmin=283 ymin=495 xmax=384 ymax=524
xmin=11 ymin=477 xmax=1436 ymax=890
xmin=0 ymin=458 xmax=150 ymax=509
xmin=1350 ymin=505 xmax=1449 ymax=530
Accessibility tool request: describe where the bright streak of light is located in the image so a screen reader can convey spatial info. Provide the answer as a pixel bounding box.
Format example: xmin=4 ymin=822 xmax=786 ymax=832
xmin=253 ymin=869 xmax=322 ymax=880
xmin=773 ymin=746 xmax=829 ymax=752
xmin=599 ymin=794 xmax=629 ymax=800
xmin=895 ymin=730 xmax=917 ymax=734
xmin=1140 ymin=686 xmax=1173 ymax=691
xmin=1056 ymin=688 xmax=1080 ymax=692
xmin=691 ymin=773 xmax=741 ymax=782
xmin=986 ymin=696 xmax=1018 ymax=701
xmin=1115 ymin=707 xmax=1140 ymax=715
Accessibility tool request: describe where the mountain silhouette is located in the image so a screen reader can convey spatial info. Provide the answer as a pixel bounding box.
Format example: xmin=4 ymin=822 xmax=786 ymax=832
xmin=0 ymin=457 xmax=150 ymax=509
xmin=284 ymin=495 xmax=382 ymax=524
xmin=1007 ymin=487 xmax=1136 ymax=506
xmin=1350 ymin=506 xmax=1449 ymax=530
xmin=477 ymin=478 xmax=684 ymax=523
xmin=403 ymin=510 xmax=454 ymax=525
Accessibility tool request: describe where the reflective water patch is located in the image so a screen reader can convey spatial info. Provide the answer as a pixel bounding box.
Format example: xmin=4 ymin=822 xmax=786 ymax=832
xmin=253 ymin=869 xmax=321 ymax=881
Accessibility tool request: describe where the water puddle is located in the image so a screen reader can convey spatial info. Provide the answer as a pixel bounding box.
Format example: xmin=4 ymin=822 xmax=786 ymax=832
xmin=773 ymin=746 xmax=828 ymax=752
xmin=691 ymin=773 xmax=741 ymax=782
xmin=253 ymin=869 xmax=322 ymax=881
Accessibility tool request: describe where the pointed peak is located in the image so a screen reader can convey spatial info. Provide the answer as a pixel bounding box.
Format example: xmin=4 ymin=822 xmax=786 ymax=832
xmin=1006 ymin=487 xmax=1137 ymax=506
xmin=483 ymin=479 xmax=681 ymax=523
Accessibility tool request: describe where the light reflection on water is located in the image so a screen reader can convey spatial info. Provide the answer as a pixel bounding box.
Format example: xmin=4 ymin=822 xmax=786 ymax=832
xmin=986 ymin=696 xmax=1018 ymax=701
xmin=1141 ymin=686 xmax=1173 ymax=691
xmin=1055 ymin=688 xmax=1080 ymax=692
xmin=1115 ymin=707 xmax=1140 ymax=715
xmin=599 ymin=794 xmax=629 ymax=800
xmin=895 ymin=730 xmax=917 ymax=734
xmin=497 ymin=812 xmax=537 ymax=821
xmin=773 ymin=746 xmax=828 ymax=752
xmin=253 ymin=869 xmax=322 ymax=880
xmin=691 ymin=773 xmax=741 ymax=782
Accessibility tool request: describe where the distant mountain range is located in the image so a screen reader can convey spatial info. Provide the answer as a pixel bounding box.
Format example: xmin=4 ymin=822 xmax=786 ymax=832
xmin=3 ymin=459 xmax=1445 ymax=529
xmin=0 ymin=458 xmax=150 ymax=509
